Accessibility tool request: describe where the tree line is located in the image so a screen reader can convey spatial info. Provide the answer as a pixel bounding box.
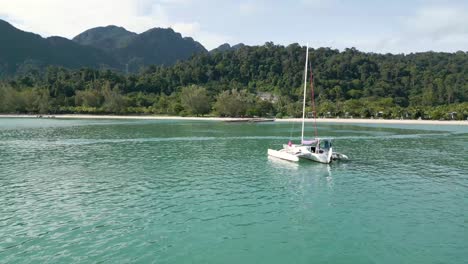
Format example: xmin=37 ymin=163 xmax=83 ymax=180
xmin=0 ymin=43 xmax=467 ymax=120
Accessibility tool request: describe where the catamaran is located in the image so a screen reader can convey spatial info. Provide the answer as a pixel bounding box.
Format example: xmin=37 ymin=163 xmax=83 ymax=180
xmin=267 ymin=45 xmax=348 ymax=164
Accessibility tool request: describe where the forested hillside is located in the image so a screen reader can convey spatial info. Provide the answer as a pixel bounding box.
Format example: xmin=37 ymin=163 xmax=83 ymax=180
xmin=72 ymin=26 xmax=137 ymax=50
xmin=0 ymin=19 xmax=207 ymax=75
xmin=0 ymin=20 xmax=117 ymax=75
xmin=73 ymin=26 xmax=207 ymax=71
xmin=1 ymin=43 xmax=467 ymax=119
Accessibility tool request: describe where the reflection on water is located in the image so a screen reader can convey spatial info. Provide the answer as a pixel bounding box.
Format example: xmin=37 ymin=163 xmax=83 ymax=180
xmin=267 ymin=156 xmax=299 ymax=170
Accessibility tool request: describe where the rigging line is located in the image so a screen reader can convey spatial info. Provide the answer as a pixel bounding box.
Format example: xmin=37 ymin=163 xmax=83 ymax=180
xmin=301 ymin=45 xmax=309 ymax=143
xmin=289 ymin=116 xmax=296 ymax=140
xmin=309 ymin=61 xmax=318 ymax=138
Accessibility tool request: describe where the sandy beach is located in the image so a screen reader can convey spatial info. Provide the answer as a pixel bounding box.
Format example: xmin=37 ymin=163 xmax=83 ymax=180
xmin=1 ymin=114 xmax=467 ymax=125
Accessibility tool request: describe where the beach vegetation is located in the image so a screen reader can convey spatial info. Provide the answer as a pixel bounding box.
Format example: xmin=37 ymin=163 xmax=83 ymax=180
xmin=0 ymin=44 xmax=467 ymax=119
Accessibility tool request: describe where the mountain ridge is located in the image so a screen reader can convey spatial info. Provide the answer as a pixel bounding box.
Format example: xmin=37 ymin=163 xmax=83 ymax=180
xmin=0 ymin=19 xmax=209 ymax=75
xmin=0 ymin=20 xmax=118 ymax=74
xmin=73 ymin=25 xmax=207 ymax=70
xmin=72 ymin=25 xmax=137 ymax=50
xmin=211 ymin=43 xmax=246 ymax=53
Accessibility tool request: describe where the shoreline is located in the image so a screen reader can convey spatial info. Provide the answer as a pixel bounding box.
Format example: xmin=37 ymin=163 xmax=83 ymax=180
xmin=1 ymin=114 xmax=467 ymax=125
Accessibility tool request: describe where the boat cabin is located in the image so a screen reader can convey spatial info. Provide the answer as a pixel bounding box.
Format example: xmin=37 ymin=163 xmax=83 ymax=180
xmin=303 ymin=138 xmax=332 ymax=154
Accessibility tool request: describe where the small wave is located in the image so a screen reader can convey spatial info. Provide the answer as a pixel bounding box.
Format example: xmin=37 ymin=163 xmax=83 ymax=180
xmin=0 ymin=132 xmax=456 ymax=148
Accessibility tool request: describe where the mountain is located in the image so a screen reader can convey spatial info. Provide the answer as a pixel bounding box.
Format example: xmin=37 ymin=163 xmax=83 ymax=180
xmin=117 ymin=28 xmax=207 ymax=68
xmin=0 ymin=19 xmax=118 ymax=75
xmin=73 ymin=25 xmax=137 ymax=50
xmin=72 ymin=26 xmax=207 ymax=70
xmin=211 ymin=43 xmax=246 ymax=53
xmin=0 ymin=19 xmax=208 ymax=75
xmin=45 ymin=36 xmax=118 ymax=68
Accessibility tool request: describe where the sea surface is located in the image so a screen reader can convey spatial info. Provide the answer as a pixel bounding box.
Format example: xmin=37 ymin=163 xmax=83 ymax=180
xmin=0 ymin=118 xmax=467 ymax=263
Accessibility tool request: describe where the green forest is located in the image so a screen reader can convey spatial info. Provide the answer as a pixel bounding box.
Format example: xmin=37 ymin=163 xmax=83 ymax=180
xmin=1 ymin=43 xmax=467 ymax=120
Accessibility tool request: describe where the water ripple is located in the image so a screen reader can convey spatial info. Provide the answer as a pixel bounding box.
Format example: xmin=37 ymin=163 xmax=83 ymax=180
xmin=0 ymin=119 xmax=466 ymax=263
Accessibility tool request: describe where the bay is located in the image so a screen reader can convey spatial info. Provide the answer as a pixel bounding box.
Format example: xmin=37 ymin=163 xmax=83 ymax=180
xmin=0 ymin=118 xmax=467 ymax=263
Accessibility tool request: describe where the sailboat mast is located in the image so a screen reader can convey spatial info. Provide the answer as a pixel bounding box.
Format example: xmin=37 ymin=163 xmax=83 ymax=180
xmin=301 ymin=44 xmax=309 ymax=143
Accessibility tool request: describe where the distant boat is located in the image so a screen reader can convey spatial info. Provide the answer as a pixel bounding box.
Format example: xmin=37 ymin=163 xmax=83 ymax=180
xmin=224 ymin=118 xmax=275 ymax=123
xmin=267 ymin=45 xmax=348 ymax=164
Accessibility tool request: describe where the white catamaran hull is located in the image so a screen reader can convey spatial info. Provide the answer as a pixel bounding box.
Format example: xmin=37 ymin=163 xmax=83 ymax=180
xmin=297 ymin=147 xmax=333 ymax=164
xmin=267 ymin=149 xmax=347 ymax=163
xmin=267 ymin=149 xmax=300 ymax=162
xmin=267 ymin=144 xmax=336 ymax=164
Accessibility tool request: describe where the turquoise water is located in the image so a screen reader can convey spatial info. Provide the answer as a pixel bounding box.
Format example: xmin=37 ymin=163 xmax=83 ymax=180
xmin=0 ymin=118 xmax=467 ymax=263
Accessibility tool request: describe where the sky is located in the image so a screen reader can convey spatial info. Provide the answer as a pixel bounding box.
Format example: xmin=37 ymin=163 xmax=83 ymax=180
xmin=0 ymin=0 xmax=467 ymax=53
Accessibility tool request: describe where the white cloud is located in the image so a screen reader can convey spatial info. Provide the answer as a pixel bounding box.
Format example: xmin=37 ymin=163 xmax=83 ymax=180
xmin=331 ymin=4 xmax=468 ymax=53
xmin=172 ymin=22 xmax=201 ymax=36
xmin=2 ymin=0 xmax=466 ymax=53
xmin=0 ymin=0 xmax=228 ymax=49
xmin=159 ymin=0 xmax=193 ymax=5
xmin=404 ymin=6 xmax=468 ymax=40
xmin=386 ymin=5 xmax=468 ymax=53
xmin=239 ymin=2 xmax=258 ymax=15
xmin=300 ymin=0 xmax=336 ymax=8
xmin=197 ymin=31 xmax=233 ymax=50
xmin=0 ymin=0 xmax=170 ymax=37
xmin=172 ymin=22 xmax=232 ymax=49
